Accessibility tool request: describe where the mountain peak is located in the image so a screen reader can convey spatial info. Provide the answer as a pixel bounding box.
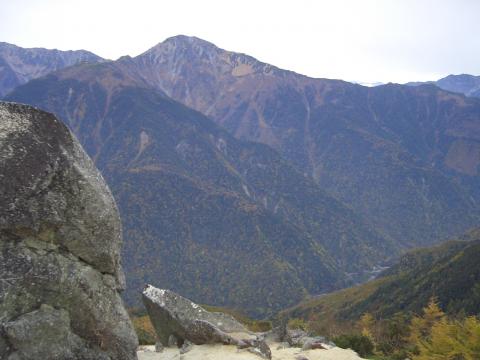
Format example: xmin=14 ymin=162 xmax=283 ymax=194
xmin=143 ymin=35 xmax=221 ymax=58
xmin=137 ymin=35 xmax=283 ymax=81
xmin=163 ymin=34 xmax=218 ymax=47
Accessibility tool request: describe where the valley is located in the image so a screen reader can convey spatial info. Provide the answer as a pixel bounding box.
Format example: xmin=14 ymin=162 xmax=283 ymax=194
xmin=2 ymin=37 xmax=480 ymax=317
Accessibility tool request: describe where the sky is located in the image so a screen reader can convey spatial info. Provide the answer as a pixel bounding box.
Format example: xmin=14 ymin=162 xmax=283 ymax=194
xmin=1 ymin=0 xmax=479 ymax=84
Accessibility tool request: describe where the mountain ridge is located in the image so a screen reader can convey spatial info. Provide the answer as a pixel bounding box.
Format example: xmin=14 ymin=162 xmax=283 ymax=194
xmin=0 ymin=41 xmax=104 ymax=97
xmin=3 ymin=37 xmax=480 ymax=314
xmin=406 ymin=73 xmax=480 ymax=98
xmin=123 ymin=35 xmax=480 ymax=248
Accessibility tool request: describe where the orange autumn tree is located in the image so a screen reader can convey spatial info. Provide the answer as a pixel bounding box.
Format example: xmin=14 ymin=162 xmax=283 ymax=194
xmin=410 ymin=297 xmax=480 ymax=359
xmin=413 ymin=316 xmax=480 ymax=360
xmin=409 ymin=297 xmax=445 ymax=344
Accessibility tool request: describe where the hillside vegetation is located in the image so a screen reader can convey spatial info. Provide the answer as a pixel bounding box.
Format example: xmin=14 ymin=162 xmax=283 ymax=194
xmin=7 ymin=64 xmax=395 ymax=316
xmin=280 ymin=228 xmax=480 ymax=331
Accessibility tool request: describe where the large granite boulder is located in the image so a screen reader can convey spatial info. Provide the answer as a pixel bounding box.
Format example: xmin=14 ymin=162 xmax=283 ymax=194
xmin=142 ymin=284 xmax=271 ymax=358
xmin=0 ymin=102 xmax=138 ymax=359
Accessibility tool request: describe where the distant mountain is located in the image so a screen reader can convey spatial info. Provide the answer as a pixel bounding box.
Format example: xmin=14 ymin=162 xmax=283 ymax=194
xmin=407 ymin=74 xmax=480 ymax=98
xmin=123 ymin=35 xmax=480 ymax=247
xmin=6 ymin=61 xmax=395 ymax=317
xmin=0 ymin=41 xmax=103 ymax=97
xmin=279 ymin=228 xmax=480 ymax=326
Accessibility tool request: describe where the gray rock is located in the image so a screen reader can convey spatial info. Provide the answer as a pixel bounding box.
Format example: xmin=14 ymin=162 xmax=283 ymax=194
xmin=285 ymin=328 xmax=328 ymax=351
xmin=154 ymin=341 xmax=163 ymax=353
xmin=0 ymin=102 xmax=138 ymax=359
xmin=301 ymin=338 xmax=325 ymax=351
xmin=179 ymin=340 xmax=193 ymax=354
xmin=276 ymin=342 xmax=290 ymax=350
xmin=271 ymin=323 xmax=287 ymax=343
xmin=240 ymin=339 xmax=272 ymax=359
xmin=186 ymin=319 xmax=238 ymax=345
xmin=143 ymin=285 xmax=271 ymax=358
xmin=168 ymin=334 xmax=179 ymax=348
xmin=4 ymin=304 xmax=101 ymax=360
xmin=142 ymin=284 xmax=247 ymax=346
xmin=285 ymin=328 xmax=309 ymax=347
xmin=295 ymin=356 xmax=309 ymax=360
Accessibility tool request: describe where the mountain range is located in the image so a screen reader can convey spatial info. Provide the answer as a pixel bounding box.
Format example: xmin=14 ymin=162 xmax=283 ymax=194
xmin=5 ymin=60 xmax=393 ymax=316
xmin=0 ymin=41 xmax=103 ymax=97
xmin=122 ymin=35 xmax=480 ymax=247
xmin=2 ymin=36 xmax=480 ymax=316
xmin=407 ymin=74 xmax=480 ymax=98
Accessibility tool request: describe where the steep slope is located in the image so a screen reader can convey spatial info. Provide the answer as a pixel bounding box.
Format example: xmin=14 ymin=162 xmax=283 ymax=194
xmin=280 ymin=228 xmax=480 ymax=327
xmin=0 ymin=41 xmax=103 ymax=97
xmin=436 ymin=74 xmax=480 ymax=98
xmin=6 ymin=62 xmax=395 ymax=316
xmin=124 ymin=35 xmax=480 ymax=247
xmin=408 ymin=74 xmax=480 ymax=98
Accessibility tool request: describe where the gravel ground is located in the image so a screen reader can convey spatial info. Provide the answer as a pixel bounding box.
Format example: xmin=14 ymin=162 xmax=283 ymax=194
xmin=137 ymin=343 xmax=365 ymax=360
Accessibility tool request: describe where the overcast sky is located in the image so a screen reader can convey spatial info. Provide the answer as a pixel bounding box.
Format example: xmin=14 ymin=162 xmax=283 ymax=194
xmin=1 ymin=0 xmax=479 ymax=83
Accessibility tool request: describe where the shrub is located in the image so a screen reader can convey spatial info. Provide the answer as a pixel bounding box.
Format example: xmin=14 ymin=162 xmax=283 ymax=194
xmin=131 ymin=315 xmax=156 ymax=345
xmin=333 ymin=334 xmax=374 ymax=357
xmin=287 ymin=318 xmax=308 ymax=331
xmin=249 ymin=320 xmax=272 ymax=332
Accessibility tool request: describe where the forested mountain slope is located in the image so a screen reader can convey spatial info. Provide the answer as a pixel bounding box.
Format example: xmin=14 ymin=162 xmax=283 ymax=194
xmin=7 ymin=61 xmax=394 ymax=316
xmin=126 ymin=35 xmax=480 ymax=247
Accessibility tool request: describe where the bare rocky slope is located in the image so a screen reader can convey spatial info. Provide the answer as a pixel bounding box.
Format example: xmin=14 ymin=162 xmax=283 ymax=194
xmin=0 ymin=41 xmax=103 ymax=97
xmin=407 ymin=74 xmax=480 ymax=98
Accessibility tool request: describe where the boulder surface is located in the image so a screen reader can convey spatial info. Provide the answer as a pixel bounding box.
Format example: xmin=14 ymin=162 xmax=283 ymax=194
xmin=142 ymin=284 xmax=271 ymax=358
xmin=0 ymin=102 xmax=138 ymax=359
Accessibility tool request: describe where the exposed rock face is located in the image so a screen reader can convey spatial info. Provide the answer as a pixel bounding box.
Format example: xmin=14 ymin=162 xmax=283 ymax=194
xmin=281 ymin=328 xmax=332 ymax=351
xmin=408 ymin=74 xmax=480 ymax=98
xmin=0 ymin=102 xmax=138 ymax=359
xmin=0 ymin=42 xmax=103 ymax=97
xmin=143 ymin=285 xmax=271 ymax=358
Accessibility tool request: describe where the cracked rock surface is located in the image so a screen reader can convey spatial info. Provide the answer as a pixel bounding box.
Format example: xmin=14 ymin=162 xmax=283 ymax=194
xmin=143 ymin=285 xmax=271 ymax=358
xmin=0 ymin=102 xmax=138 ymax=360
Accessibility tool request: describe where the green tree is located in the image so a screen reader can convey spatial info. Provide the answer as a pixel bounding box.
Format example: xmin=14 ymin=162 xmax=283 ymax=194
xmin=333 ymin=334 xmax=374 ymax=357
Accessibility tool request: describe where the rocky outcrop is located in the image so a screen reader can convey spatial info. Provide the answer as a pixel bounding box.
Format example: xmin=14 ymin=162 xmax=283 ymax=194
xmin=142 ymin=285 xmax=271 ymax=358
xmin=0 ymin=102 xmax=138 ymax=359
xmin=284 ymin=328 xmax=333 ymax=351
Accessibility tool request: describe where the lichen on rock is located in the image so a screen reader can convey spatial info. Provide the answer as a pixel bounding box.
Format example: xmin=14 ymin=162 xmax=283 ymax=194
xmin=0 ymin=102 xmax=138 ymax=359
xmin=142 ymin=284 xmax=271 ymax=359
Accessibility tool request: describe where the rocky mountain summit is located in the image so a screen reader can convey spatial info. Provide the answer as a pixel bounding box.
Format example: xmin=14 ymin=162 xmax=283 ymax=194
xmin=407 ymin=74 xmax=480 ymax=98
xmin=0 ymin=42 xmax=103 ymax=97
xmin=0 ymin=102 xmax=138 ymax=359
